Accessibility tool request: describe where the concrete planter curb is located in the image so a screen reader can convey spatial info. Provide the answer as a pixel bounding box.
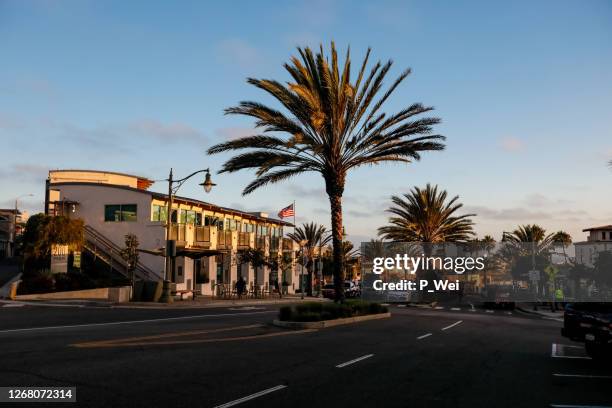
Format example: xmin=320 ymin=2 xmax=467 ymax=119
xmin=273 ymin=312 xmax=391 ymax=329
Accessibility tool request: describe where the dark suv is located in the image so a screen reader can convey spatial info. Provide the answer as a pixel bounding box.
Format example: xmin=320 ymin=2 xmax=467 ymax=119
xmin=562 ymin=303 xmax=612 ymax=359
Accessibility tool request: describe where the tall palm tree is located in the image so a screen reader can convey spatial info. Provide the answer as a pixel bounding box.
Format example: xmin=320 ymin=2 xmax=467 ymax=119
xmin=503 ymin=224 xmax=556 ymax=255
xmin=208 ymin=43 xmax=445 ymax=300
xmin=552 ymin=230 xmax=572 ymax=264
xmin=287 ymin=222 xmax=331 ymax=295
xmin=377 ymin=184 xmax=475 ymax=250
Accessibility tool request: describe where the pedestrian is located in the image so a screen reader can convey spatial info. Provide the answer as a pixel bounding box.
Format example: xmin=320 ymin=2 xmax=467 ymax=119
xmin=236 ymin=276 xmax=246 ymax=299
xmin=274 ymin=279 xmax=282 ymax=299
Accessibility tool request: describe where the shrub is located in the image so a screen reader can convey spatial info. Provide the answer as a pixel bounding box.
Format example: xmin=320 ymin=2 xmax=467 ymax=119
xmin=279 ymin=306 xmax=293 ymax=321
xmin=278 ymin=301 xmax=387 ymax=321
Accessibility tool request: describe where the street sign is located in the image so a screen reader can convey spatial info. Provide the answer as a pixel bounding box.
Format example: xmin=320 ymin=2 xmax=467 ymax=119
xmin=73 ymin=252 xmax=81 ymax=268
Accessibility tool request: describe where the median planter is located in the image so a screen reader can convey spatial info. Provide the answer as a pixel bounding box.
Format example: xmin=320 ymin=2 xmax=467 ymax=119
xmin=273 ymin=312 xmax=391 ymax=329
xmin=273 ymin=300 xmax=391 ymax=329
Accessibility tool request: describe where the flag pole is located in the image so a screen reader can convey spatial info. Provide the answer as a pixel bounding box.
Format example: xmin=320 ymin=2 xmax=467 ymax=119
xmin=292 ymin=200 xmax=296 ymax=233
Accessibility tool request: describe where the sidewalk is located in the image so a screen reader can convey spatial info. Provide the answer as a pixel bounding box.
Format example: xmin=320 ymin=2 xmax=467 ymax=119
xmin=516 ymin=303 xmax=564 ymax=320
xmin=1 ymin=295 xmax=332 ymax=309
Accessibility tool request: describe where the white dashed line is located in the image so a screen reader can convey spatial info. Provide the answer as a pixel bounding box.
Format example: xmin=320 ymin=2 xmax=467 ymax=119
xmin=553 ymin=373 xmax=612 ymax=380
xmin=485 ymin=310 xmax=494 ymax=313
xmin=441 ymin=320 xmax=463 ymax=331
xmin=336 ymin=354 xmax=374 ymax=368
xmin=450 ymin=307 xmax=461 ymax=311
xmin=550 ymin=405 xmax=612 ymax=408
xmin=213 ymin=385 xmax=287 ymax=408
xmin=434 ymin=306 xmax=445 ymax=310
xmin=417 ymin=333 xmax=432 ymax=340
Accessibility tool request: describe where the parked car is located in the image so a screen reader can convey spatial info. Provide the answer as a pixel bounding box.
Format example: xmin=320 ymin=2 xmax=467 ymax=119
xmin=320 ymin=281 xmax=361 ymax=299
xmin=344 ymin=281 xmax=361 ymax=298
xmin=562 ymin=303 xmax=611 ymax=341
xmin=562 ymin=302 xmax=612 ymax=360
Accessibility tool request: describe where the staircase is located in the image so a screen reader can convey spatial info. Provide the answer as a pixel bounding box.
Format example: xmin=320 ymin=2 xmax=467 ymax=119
xmin=83 ymin=225 xmax=157 ymax=281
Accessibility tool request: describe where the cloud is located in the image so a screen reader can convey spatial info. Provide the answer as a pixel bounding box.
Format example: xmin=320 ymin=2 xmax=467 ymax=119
xmin=127 ymin=120 xmax=204 ymax=142
xmin=215 ymin=127 xmax=256 ymax=141
xmin=216 ymin=39 xmax=261 ymax=68
xmin=0 ymin=113 xmax=26 ymax=130
xmin=0 ymin=164 xmax=50 ymax=183
xmin=499 ymin=136 xmax=525 ymax=152
xmin=463 ymin=205 xmax=552 ymax=221
xmin=46 ymin=119 xmax=206 ymax=153
xmin=523 ymin=193 xmax=574 ymax=208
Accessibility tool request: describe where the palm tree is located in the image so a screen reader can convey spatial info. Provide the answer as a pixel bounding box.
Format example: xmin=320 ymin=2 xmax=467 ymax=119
xmin=377 ymin=184 xmax=475 ymax=251
xmin=552 ymin=230 xmax=572 ymax=264
xmin=287 ymin=222 xmax=331 ymax=295
xmin=208 ymin=43 xmax=445 ymax=300
xmin=503 ymin=224 xmax=555 ymax=255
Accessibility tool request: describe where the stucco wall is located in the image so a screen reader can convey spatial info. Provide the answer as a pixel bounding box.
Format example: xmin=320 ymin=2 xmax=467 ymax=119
xmin=52 ymin=184 xmax=165 ymax=279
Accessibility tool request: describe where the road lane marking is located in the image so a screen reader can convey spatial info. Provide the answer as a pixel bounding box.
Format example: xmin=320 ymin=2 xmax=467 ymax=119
xmin=485 ymin=310 xmax=494 ymax=313
xmin=336 ymin=354 xmax=374 ymax=368
xmin=450 ymin=307 xmax=461 ymax=311
xmin=506 ymin=312 xmax=513 ymax=315
xmin=397 ymin=304 xmax=406 ymax=308
xmin=0 ymin=311 xmax=276 ymax=335
xmin=434 ymin=306 xmax=444 ymax=310
xmin=553 ymin=373 xmax=612 ymax=380
xmin=213 ymin=385 xmax=287 ymax=408
xmin=550 ymin=405 xmax=612 ymax=408
xmin=417 ymin=333 xmax=432 ymax=340
xmin=441 ymin=320 xmax=463 ymax=331
xmin=2 ymin=303 xmax=25 ymax=308
xmin=551 ymin=343 xmax=591 ymax=359
xmin=73 ymin=328 xmax=316 ymax=348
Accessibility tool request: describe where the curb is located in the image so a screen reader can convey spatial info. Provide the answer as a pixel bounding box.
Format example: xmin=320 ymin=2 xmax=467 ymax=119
xmin=272 ymin=312 xmax=391 ymax=329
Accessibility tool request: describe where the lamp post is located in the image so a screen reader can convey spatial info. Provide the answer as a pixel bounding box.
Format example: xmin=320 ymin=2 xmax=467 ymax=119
xmin=298 ymin=239 xmax=308 ymax=300
xmin=159 ymin=168 xmax=216 ymax=304
xmin=13 ymin=194 xmax=33 ymax=257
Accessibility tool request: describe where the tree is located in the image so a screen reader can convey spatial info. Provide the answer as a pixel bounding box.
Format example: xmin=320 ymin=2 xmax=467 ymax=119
xmin=377 ymin=184 xmax=475 ymax=250
xmin=207 ymin=43 xmax=445 ymax=300
xmin=119 ymin=233 xmax=140 ymax=296
xmin=594 ymin=251 xmax=612 ymax=288
xmin=287 ymin=222 xmax=331 ymax=295
xmin=552 ymin=230 xmax=572 ymax=264
xmin=22 ymin=214 xmax=84 ymax=272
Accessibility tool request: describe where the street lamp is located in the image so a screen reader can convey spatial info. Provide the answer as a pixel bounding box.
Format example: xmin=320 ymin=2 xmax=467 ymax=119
xmin=299 ymin=239 xmax=308 ymax=300
xmin=13 ymin=194 xmax=33 ymax=257
xmin=160 ymin=168 xmax=216 ymax=304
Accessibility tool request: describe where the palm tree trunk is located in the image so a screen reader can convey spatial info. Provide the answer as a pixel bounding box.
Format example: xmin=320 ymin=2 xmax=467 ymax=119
xmin=329 ymin=192 xmax=345 ymax=302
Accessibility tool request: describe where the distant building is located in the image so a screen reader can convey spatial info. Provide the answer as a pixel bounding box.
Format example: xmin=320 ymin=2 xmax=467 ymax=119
xmin=0 ymin=209 xmax=26 ymax=259
xmin=44 ymin=169 xmax=302 ymax=296
xmin=574 ymin=225 xmax=612 ymax=268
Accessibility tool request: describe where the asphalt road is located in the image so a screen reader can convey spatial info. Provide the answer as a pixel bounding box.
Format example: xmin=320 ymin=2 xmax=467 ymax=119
xmin=0 ymin=303 xmax=610 ymax=408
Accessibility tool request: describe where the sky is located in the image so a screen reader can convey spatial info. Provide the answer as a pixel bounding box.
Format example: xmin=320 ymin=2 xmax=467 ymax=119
xmin=1 ymin=0 xmax=611 ymax=244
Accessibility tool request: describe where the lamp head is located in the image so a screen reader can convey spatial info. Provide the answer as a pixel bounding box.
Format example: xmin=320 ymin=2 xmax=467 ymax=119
xmin=200 ymin=169 xmax=216 ymax=193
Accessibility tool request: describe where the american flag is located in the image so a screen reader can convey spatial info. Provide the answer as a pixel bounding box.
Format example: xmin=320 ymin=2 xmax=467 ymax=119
xmin=278 ymin=203 xmax=294 ymax=219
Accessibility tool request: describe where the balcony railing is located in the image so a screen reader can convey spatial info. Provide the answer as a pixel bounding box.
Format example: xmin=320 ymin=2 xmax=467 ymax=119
xmin=255 ymin=235 xmax=266 ymax=250
xmin=217 ymin=230 xmax=232 ymax=249
xmin=282 ymin=238 xmax=294 ymax=251
xmin=169 ymin=224 xmax=186 ymax=242
xmin=238 ymin=232 xmax=251 ymax=249
xmin=270 ymin=236 xmax=280 ymax=253
xmin=195 ymin=226 xmax=211 ymax=246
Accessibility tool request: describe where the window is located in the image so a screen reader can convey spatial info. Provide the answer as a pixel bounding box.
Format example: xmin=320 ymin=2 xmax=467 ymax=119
xmin=603 ymin=231 xmax=607 ymax=240
xmin=195 ymin=212 xmax=202 ymax=226
xmin=151 ymin=205 xmax=167 ymax=222
xmin=180 ymin=210 xmax=196 ymax=224
xmin=204 ymin=215 xmax=217 ymax=226
xmin=105 ymin=204 xmax=137 ymax=222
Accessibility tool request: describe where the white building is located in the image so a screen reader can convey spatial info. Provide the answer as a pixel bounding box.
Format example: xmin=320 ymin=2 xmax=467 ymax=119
xmin=44 ymin=169 xmax=303 ymax=296
xmin=574 ymin=225 xmax=612 ymax=268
